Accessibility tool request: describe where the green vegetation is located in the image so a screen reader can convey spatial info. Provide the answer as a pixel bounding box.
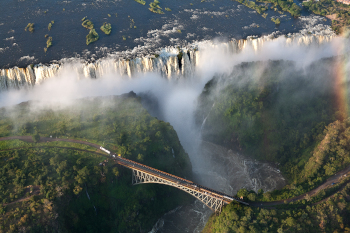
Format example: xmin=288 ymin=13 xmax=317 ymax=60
xmin=46 ymin=37 xmax=52 ymax=48
xmin=233 ymin=0 xmax=301 ymax=17
xmin=81 ymin=18 xmax=99 ymax=45
xmin=303 ymin=0 xmax=350 ymax=34
xmin=203 ymin=184 xmax=350 ymax=233
xmin=197 ymin=59 xmax=350 ymax=195
xmin=198 ymin=58 xmax=350 ymax=232
xmin=197 ymin=60 xmax=337 ymax=168
xmin=134 ymin=0 xmax=146 ymax=5
xmin=24 ymin=23 xmax=34 ymax=33
xmin=236 ymin=0 xmax=269 ymax=14
xmin=257 ymin=0 xmax=301 ymax=16
xmin=0 ymin=95 xmax=192 ymax=232
xmin=271 ymin=17 xmax=281 ymax=24
xmin=48 ymin=21 xmax=54 ymax=31
xmin=232 ymin=118 xmax=350 ymax=202
xmin=32 ymin=133 xmax=40 ymax=143
xmin=149 ymin=0 xmax=165 ymax=14
xmin=100 ymin=22 xmax=112 ymax=35
xmin=86 ymin=29 xmax=99 ymax=45
xmin=82 ymin=19 xmax=94 ymax=30
xmin=44 ymin=36 xmax=52 ymax=53
xmin=165 ymin=7 xmax=172 ymax=11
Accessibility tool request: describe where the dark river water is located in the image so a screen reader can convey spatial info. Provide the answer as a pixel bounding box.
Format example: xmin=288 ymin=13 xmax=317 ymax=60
xmin=0 ymin=0 xmax=330 ymax=69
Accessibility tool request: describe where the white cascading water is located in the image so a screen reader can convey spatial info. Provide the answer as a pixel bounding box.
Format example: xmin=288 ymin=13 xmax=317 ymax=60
xmin=0 ymin=33 xmax=336 ymax=92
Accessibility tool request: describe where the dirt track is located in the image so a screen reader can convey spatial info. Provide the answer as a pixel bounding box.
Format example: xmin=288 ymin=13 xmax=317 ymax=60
xmin=0 ymin=135 xmax=101 ymax=149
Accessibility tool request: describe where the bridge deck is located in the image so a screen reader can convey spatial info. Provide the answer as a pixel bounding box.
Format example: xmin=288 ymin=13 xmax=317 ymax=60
xmin=114 ymin=154 xmax=249 ymax=206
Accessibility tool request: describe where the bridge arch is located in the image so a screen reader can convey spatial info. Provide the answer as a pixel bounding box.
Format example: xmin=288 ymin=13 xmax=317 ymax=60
xmin=131 ymin=169 xmax=225 ymax=212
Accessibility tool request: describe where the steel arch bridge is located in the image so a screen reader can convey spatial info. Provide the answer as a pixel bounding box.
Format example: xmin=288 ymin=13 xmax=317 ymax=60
xmin=101 ymin=147 xmax=249 ymax=213
xmin=131 ymin=169 xmax=226 ymax=212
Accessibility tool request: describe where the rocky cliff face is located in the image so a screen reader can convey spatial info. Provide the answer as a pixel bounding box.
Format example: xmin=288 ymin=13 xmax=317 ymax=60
xmin=0 ymin=34 xmax=336 ymax=92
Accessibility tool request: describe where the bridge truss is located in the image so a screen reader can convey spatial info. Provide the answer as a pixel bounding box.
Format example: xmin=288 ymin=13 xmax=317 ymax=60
xmin=132 ymin=169 xmax=224 ymax=212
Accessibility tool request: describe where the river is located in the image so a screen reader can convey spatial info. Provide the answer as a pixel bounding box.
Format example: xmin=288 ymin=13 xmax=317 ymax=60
xmin=0 ymin=0 xmax=331 ymax=68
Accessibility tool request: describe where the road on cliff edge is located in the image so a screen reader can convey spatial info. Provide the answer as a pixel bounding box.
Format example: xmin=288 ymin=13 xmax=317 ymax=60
xmin=1 ymin=136 xmax=350 ymax=208
xmin=249 ymin=161 xmax=350 ymax=207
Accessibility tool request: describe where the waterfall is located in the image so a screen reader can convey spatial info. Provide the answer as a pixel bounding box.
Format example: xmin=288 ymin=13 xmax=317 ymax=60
xmin=0 ymin=34 xmax=336 ymax=92
xmin=200 ymin=103 xmax=215 ymax=132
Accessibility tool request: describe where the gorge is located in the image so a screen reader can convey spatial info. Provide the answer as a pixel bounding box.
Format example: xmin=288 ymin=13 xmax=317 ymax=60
xmin=1 ymin=31 xmax=349 ymax=232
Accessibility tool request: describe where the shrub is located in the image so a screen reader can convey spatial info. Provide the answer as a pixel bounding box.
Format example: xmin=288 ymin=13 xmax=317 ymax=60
xmin=100 ymin=22 xmax=112 ymax=35
xmin=134 ymin=0 xmax=146 ymax=5
xmin=48 ymin=21 xmax=54 ymax=31
xmin=271 ymin=17 xmax=281 ymax=24
xmin=149 ymin=0 xmax=164 ymax=14
xmin=82 ymin=19 xmax=94 ymax=30
xmin=25 ymin=23 xmax=34 ymax=33
xmin=86 ymin=29 xmax=99 ymax=45
xmin=46 ymin=37 xmax=52 ymax=48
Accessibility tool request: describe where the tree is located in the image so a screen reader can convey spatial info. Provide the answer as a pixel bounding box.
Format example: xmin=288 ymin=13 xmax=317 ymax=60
xmin=285 ymin=216 xmax=296 ymax=227
xmin=75 ymin=166 xmax=90 ymax=184
xmin=237 ymin=188 xmax=249 ymax=198
xmin=137 ymin=154 xmax=144 ymax=162
xmin=112 ymin=167 xmax=119 ymax=177
xmin=58 ymin=121 xmax=67 ymax=135
xmin=56 ymin=161 xmax=67 ymax=176
xmin=247 ymin=193 xmax=257 ymax=201
xmin=32 ymin=133 xmax=40 ymax=143
xmin=73 ymin=185 xmax=82 ymax=195
xmin=0 ymin=205 xmax=5 ymax=215
xmin=263 ymin=192 xmax=271 ymax=200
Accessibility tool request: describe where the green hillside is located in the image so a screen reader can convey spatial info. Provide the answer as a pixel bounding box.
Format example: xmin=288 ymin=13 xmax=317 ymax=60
xmin=0 ymin=93 xmax=192 ymax=233
xmin=197 ymin=59 xmax=350 ymax=232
